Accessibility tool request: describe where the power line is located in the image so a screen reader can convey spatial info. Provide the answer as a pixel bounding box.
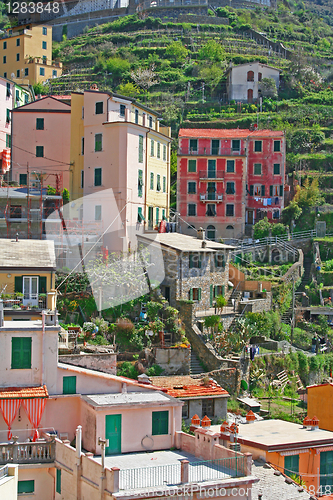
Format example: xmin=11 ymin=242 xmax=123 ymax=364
xmin=0 ymin=135 xmax=72 ymax=166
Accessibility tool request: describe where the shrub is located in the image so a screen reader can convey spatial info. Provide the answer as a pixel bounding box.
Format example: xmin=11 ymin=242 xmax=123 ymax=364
xmin=117 ymin=361 xmax=138 ymax=379
xmin=146 ymin=364 xmax=164 ymax=376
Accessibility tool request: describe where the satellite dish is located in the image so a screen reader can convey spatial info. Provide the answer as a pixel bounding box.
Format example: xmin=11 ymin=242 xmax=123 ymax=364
xmin=11 ymin=73 xmax=15 ymax=79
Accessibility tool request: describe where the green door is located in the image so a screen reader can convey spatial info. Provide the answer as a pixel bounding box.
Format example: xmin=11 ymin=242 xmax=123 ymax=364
xmin=320 ymin=450 xmax=333 ymax=488
xmin=105 ymin=414 xmax=121 ymax=455
xmin=284 ymin=454 xmax=299 ymax=478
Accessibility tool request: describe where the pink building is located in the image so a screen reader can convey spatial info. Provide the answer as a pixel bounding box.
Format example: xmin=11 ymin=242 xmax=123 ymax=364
xmin=11 ymin=96 xmax=71 ymax=190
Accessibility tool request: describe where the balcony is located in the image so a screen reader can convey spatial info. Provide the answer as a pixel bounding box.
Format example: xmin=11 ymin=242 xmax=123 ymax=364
xmin=1 ymin=293 xmax=47 ymax=310
xmin=199 ymin=193 xmax=223 ymax=202
xmin=0 ymin=439 xmax=55 ymax=465
xmin=179 ymin=147 xmax=246 ymax=156
xmin=199 ymin=170 xmax=224 ymax=180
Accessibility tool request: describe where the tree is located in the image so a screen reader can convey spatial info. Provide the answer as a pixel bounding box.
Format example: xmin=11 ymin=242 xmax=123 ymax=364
xmin=215 ymin=295 xmax=227 ymax=314
xmin=199 ymin=64 xmax=224 ymax=95
xmin=165 ymin=41 xmax=188 ymax=64
xmin=259 ymin=78 xmax=278 ymax=98
xmin=198 ymin=40 xmax=225 ymax=63
xmin=253 ymin=217 xmax=271 ymax=239
xmin=204 ymin=315 xmax=220 ymax=339
xmin=294 ymin=178 xmax=324 ymax=208
xmin=117 ymin=82 xmax=141 ymax=98
xmin=131 ymin=64 xmax=159 ymax=96
xmin=105 ymin=57 xmax=131 ymax=80
xmin=281 ymin=199 xmax=302 ymax=228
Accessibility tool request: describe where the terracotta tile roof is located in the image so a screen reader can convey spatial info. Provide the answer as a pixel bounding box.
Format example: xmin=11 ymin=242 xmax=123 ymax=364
xmin=178 ymin=128 xmax=284 ymax=139
xmin=0 ymin=385 xmax=49 ymax=399
xmin=150 ymin=376 xmax=229 ymax=398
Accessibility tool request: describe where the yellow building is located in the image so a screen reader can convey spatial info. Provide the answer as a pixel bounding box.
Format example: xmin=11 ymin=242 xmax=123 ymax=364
xmin=70 ymin=92 xmax=84 ymax=204
xmin=0 ymin=24 xmax=62 ymax=84
xmin=0 ymin=239 xmax=56 ymax=320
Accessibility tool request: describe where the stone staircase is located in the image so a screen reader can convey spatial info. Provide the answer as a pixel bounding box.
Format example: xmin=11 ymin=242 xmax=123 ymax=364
xmin=298 ymin=256 xmax=312 ymax=293
xmin=190 ymin=350 xmax=203 ymax=375
xmin=227 ymin=289 xmax=242 ymax=308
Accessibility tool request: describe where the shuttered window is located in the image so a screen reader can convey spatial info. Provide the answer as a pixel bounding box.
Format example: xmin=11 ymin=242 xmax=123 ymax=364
xmin=11 ymin=337 xmax=32 ymax=369
xmin=56 ymin=469 xmax=61 ymax=494
xmin=63 ymin=376 xmax=76 ymax=395
xmin=152 ymin=411 xmax=169 ymax=435
xmin=138 ymin=170 xmax=143 ymax=198
xmin=18 ymin=480 xmax=34 ymax=494
xmin=138 ymin=135 xmax=143 ymax=163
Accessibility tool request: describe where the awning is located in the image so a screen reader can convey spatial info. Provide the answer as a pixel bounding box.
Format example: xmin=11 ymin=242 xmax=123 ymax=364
xmin=1 ymin=148 xmax=11 ymax=174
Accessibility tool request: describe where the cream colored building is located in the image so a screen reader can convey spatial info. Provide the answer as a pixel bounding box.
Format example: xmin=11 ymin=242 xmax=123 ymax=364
xmin=0 ymin=24 xmax=62 ymax=85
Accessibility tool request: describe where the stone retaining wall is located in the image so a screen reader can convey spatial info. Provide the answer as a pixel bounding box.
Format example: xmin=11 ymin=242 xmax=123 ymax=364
xmin=154 ymin=346 xmax=191 ymax=375
xmin=59 ymin=353 xmax=117 ymax=375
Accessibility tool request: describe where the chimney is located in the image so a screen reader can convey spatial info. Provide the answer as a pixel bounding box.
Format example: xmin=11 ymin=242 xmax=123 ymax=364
xmin=201 ymin=415 xmax=211 ymax=428
xmin=201 ymin=240 xmax=207 ymax=248
xmin=310 ymin=416 xmax=319 ymax=430
xmin=246 ymin=410 xmax=256 ymax=424
xmin=0 ymin=300 xmax=3 ymax=327
xmin=303 ymin=416 xmax=312 ymax=429
xmin=197 ymin=227 xmax=205 ymax=240
xmin=90 ymin=84 xmax=99 ymax=91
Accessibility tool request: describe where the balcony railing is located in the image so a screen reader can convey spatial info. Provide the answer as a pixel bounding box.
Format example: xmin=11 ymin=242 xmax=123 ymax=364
xmin=0 ymin=465 xmax=8 ymax=480
xmin=0 ymin=440 xmax=55 ymax=465
xmin=179 ymin=147 xmax=245 ymax=156
xmin=1 ymin=293 xmax=47 ymax=310
xmin=199 ymin=193 xmax=223 ymax=202
xmin=199 ymin=170 xmax=224 ymax=180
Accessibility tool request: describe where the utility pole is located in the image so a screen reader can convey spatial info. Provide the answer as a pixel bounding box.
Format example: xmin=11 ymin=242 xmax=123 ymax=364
xmin=27 ymin=162 xmax=30 ymax=239
xmin=291 ymin=277 xmax=295 ymax=343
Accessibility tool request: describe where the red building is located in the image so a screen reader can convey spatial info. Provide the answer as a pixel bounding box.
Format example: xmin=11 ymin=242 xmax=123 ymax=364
xmin=177 ymin=128 xmax=285 ymax=240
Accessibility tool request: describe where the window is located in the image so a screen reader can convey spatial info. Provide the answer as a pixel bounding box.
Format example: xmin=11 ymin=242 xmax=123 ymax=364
xmin=156 ymin=174 xmax=161 ymax=192
xmin=151 ymin=139 xmax=154 ymax=156
xmin=247 ymin=71 xmax=254 ymax=82
xmin=226 ymin=225 xmax=234 ymax=230
xmin=16 ymin=38 xmax=20 ymax=46
xmin=252 ymin=185 xmax=260 ymax=196
xmin=42 ymin=41 xmax=47 ymax=49
xmin=226 ymin=160 xmax=235 ymax=173
xmin=211 ymin=139 xmax=219 ymax=155
xmin=95 ymin=101 xmax=103 ymax=114
xmin=226 ymin=204 xmax=234 ymax=217
xmin=43 ymin=55 xmax=47 ymax=63
xmin=24 ymin=94 xmax=29 ymax=104
xmin=232 ymin=139 xmax=240 ymax=151
xmin=36 ymin=118 xmax=44 ymax=130
xmin=254 ymin=163 xmax=262 ymax=175
xmin=81 ymin=170 xmax=84 ymax=189
xmin=6 ymin=134 xmax=11 ymax=148
xmin=3 ymin=41 xmax=6 ymax=49
xmin=226 ymin=182 xmax=235 ymax=194
xmin=208 ymin=159 xmax=216 ymax=178
xmin=157 ymin=142 xmax=161 ymax=159
xmin=188 ymin=182 xmax=196 ymax=194
xmin=258 ymin=72 xmax=262 ymax=82
xmin=214 ymin=285 xmax=225 ymax=297
xmin=274 ymin=163 xmax=280 ymax=175
xmin=94 ymin=167 xmax=102 ymax=186
xmin=36 ymin=146 xmax=44 ymax=157
xmin=3 ymin=56 xmax=6 ymax=64
xmin=39 ymin=68 xmax=45 ymax=76
xmin=4 ymin=72 xmax=7 ymax=78
xmin=254 ymin=141 xmax=262 ymax=152
xmin=152 ymin=411 xmax=168 ymax=435
xmin=182 ymin=400 xmax=189 ymax=419
xmin=43 ymin=27 xmax=47 ymax=35
xmin=270 ymin=185 xmax=282 ymax=197
xmin=138 ymin=169 xmax=143 ymax=197
xmin=6 ymin=108 xmax=10 ymax=123
xmin=56 ymin=469 xmax=61 ymax=494
xmin=138 ymin=135 xmax=143 ymax=163
xmin=95 ymin=205 xmax=102 ymax=221
xmin=25 ymin=68 xmax=29 ymax=76
xmin=189 ymin=139 xmax=198 ymax=153
xmin=188 ymin=159 xmax=196 ymax=173
xmin=202 ymin=399 xmax=214 ymax=417
xmin=20 ymin=174 xmax=27 ymax=185
xmin=18 ymin=480 xmax=34 ymax=494
xmin=284 ymin=455 xmax=299 ymax=478
xmin=81 ymin=137 xmax=84 ymax=155
xmin=63 ymin=376 xmax=76 ymax=394
xmin=52 ymin=70 xmax=57 ymax=77
xmin=163 ymin=144 xmax=166 ymax=161
xmin=206 ymin=204 xmax=216 ymax=217
xmin=188 ymin=204 xmax=196 ymax=216
xmin=10 ymin=205 xmax=22 ymax=218
xmin=274 ymin=140 xmax=281 ymax=152
xmin=138 ymin=207 xmax=145 ymax=223
xmin=11 ymin=337 xmax=32 ymax=369
xmin=206 ymin=225 xmax=215 ymax=241
xmin=135 ymin=109 xmax=139 ymax=124
xmin=215 ymin=253 xmax=225 ymax=268
xmin=16 ymin=53 xmax=20 ymax=61
xmin=156 ymin=207 xmax=159 ymax=225
xmin=189 ymin=253 xmax=201 ymax=269
xmin=163 ymin=176 xmax=166 ymax=193
xmin=150 ymin=172 xmax=154 ymax=190
xmin=82 ymin=106 xmax=84 ymax=119
xmin=189 ymin=288 xmax=201 ymax=301
xmin=15 ymin=90 xmax=20 ymax=103
xmin=95 ymin=133 xmax=102 ymax=152
xmin=162 ymin=209 xmax=165 ymax=220
xmin=273 ymin=210 xmax=280 ymax=219
xmin=120 ymin=104 xmax=126 ymax=117
xmin=149 ymin=116 xmax=153 ymax=128
xmin=207 ymin=182 xmax=216 ymax=200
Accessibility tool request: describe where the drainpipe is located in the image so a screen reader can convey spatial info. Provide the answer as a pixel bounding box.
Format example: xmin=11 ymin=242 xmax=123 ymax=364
xmin=76 ymin=425 xmax=82 ymax=500
xmin=144 ymin=128 xmax=149 ymax=230
xmin=41 ymin=310 xmax=45 ymax=386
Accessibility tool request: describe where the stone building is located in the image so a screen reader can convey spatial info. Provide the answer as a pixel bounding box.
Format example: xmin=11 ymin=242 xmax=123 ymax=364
xmin=137 ymin=230 xmax=234 ymax=311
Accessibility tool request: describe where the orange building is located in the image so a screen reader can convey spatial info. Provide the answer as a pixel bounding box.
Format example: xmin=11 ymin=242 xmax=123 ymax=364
xmin=307 ymin=382 xmax=333 ymax=432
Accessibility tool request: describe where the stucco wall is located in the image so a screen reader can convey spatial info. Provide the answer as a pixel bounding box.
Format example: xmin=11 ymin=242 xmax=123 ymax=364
xmin=154 ymin=347 xmax=190 ymax=375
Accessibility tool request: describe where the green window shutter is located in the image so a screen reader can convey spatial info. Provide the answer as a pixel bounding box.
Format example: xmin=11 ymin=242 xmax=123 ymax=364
xmin=22 ymin=337 xmax=32 ymax=369
xmin=150 ymin=172 xmax=154 ymax=190
xmin=138 ymin=135 xmax=143 ymax=163
xmin=210 ymin=285 xmax=213 ymax=307
xmin=6 ymin=134 xmax=11 ymax=148
xmin=189 ymin=288 xmax=193 ymax=301
xmin=270 ymin=185 xmax=273 ymax=196
xmin=151 ymin=139 xmax=154 ymax=156
xmin=14 ymin=276 xmax=23 ymax=293
xmin=188 ymin=160 xmax=196 ymax=172
xmin=152 ymin=411 xmax=169 ymax=435
xmin=261 ymin=185 xmax=265 ymax=196
xmin=12 ymin=337 xmax=31 ymax=369
xmin=138 ymin=169 xmax=143 ymax=198
xmin=157 ymin=142 xmax=160 ymax=158
xmin=163 ymin=144 xmax=166 ymax=161
xmin=279 ymin=185 xmax=283 ymax=197
xmin=39 ymin=276 xmax=47 ymax=294
xmin=156 ymin=207 xmax=159 ymax=225
xmin=250 ymin=185 xmax=254 ymax=196
xmin=163 ymin=176 xmax=166 ymax=193
xmin=56 ymin=469 xmax=61 ymax=494
xmin=198 ymin=288 xmax=202 ymax=301
xmin=18 ymin=480 xmax=35 ymax=494
xmin=63 ymin=376 xmax=77 ymax=395
xmin=222 ymin=285 xmax=225 ymax=297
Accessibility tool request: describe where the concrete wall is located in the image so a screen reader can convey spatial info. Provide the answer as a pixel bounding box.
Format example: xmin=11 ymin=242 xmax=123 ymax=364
xmin=18 ymin=466 xmax=54 ymax=500
xmin=154 ymin=347 xmax=190 ymax=375
xmin=186 ymin=396 xmax=228 ymax=422
xmin=59 ymin=353 xmax=117 ymax=375
xmin=0 ymin=465 xmax=18 ymax=500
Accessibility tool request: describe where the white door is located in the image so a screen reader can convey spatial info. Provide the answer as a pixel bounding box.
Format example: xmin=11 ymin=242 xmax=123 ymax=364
xmin=23 ymin=276 xmax=39 ymax=306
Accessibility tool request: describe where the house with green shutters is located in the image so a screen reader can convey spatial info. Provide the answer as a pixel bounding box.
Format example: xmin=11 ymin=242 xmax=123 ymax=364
xmin=0 ymin=238 xmax=56 ymax=319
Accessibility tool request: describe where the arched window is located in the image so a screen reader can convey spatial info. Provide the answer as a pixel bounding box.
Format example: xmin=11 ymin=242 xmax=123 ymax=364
xmin=226 ymin=225 xmax=234 ymax=230
xmin=247 ymin=71 xmax=254 ymax=82
xmin=206 ymin=225 xmax=216 ymax=241
xmin=258 ymin=72 xmax=262 ymax=82
xmin=248 ymin=89 xmax=253 ymax=103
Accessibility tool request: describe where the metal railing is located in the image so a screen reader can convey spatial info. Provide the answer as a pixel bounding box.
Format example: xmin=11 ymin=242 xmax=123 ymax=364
xmin=199 ymin=171 xmax=224 ymax=180
xmin=119 ymin=457 xmax=245 ymax=490
xmin=199 ymin=193 xmax=223 ymax=202
xmin=178 ymin=147 xmax=245 ymax=156
xmin=0 ymin=440 xmax=55 ymax=465
xmin=1 ymin=293 xmax=47 ymax=310
xmin=0 ymin=465 xmax=8 ymax=480
xmin=138 ymin=0 xmax=207 ymax=11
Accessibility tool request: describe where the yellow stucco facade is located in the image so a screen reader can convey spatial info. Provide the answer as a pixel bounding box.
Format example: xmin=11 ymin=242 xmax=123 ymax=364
xmin=307 ymin=383 xmax=333 ymax=432
xmin=70 ymin=92 xmax=84 ymax=205
xmin=0 ymin=24 xmax=62 ymax=84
